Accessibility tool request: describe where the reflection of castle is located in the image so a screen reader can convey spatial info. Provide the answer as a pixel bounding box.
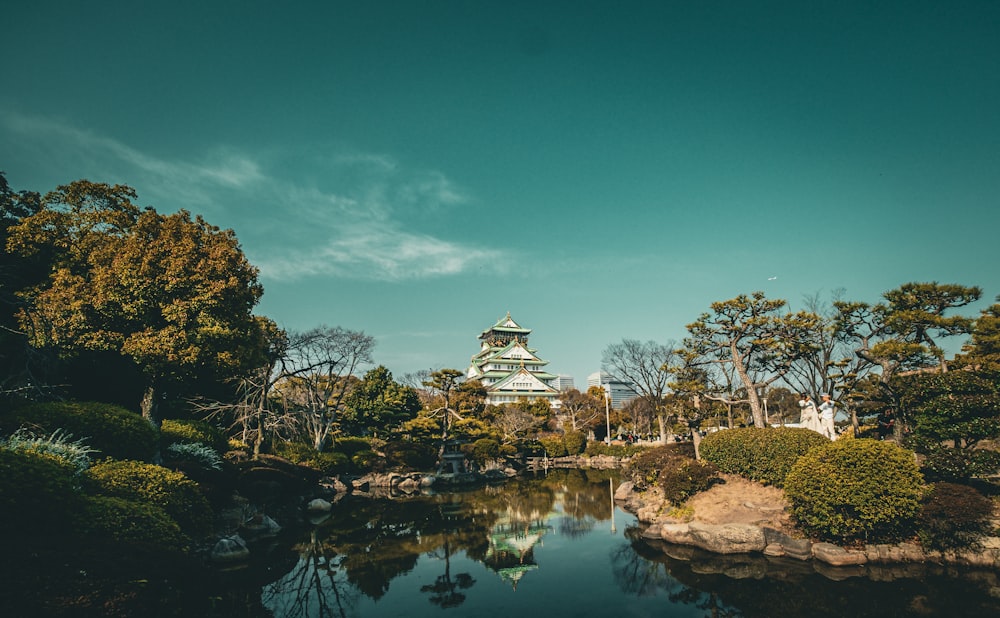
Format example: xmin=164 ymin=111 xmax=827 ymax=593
xmin=483 ymin=512 xmax=552 ymax=590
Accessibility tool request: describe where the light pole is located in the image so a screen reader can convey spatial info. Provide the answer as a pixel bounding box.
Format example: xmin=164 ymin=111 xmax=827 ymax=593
xmin=605 ymin=389 xmax=612 ymax=445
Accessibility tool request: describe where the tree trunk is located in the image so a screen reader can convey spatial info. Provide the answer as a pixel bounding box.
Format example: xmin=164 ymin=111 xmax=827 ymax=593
xmin=730 ymin=344 xmax=766 ymax=427
xmin=657 ymin=413 xmax=667 ymax=443
xmin=691 ymin=429 xmax=702 ymax=460
xmin=140 ymin=383 xmax=160 ymax=428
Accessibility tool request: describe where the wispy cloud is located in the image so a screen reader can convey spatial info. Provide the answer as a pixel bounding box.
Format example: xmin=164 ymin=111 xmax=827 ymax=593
xmin=1 ymin=110 xmax=513 ymax=282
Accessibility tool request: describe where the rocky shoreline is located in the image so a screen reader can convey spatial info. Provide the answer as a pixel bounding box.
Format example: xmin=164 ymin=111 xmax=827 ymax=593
xmin=615 ymin=480 xmax=1000 ymax=570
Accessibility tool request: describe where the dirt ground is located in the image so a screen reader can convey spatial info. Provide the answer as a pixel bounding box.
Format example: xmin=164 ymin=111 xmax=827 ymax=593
xmin=681 ymin=473 xmax=796 ymax=533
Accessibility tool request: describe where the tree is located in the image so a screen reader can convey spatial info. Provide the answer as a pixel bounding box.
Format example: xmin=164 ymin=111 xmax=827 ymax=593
xmin=682 ymin=292 xmax=820 ymax=428
xmin=602 ymin=339 xmax=678 ymax=442
xmin=278 ymin=325 xmax=375 ymax=451
xmin=7 ymin=181 xmax=265 ymax=424
xmin=557 ymin=388 xmax=604 ymax=433
xmin=422 ymin=368 xmax=466 ymax=452
xmin=835 ymin=282 xmax=982 ymax=439
xmin=956 ymin=296 xmax=1000 ymax=372
xmin=342 ymin=365 xmax=421 ymax=437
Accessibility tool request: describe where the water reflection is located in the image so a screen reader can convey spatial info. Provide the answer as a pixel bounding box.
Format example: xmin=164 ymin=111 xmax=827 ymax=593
xmin=245 ymin=469 xmax=1000 ymax=618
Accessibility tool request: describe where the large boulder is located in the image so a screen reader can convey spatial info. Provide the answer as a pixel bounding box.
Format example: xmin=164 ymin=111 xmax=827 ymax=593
xmin=211 ymin=534 xmax=250 ymax=563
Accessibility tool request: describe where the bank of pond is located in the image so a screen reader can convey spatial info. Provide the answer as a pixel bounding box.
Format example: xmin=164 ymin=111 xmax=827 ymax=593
xmin=4 ymin=468 xmax=1000 ymax=617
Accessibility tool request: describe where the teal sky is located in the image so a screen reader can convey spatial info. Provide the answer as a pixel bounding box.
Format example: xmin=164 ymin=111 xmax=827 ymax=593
xmin=3 ymin=1 xmax=999 ymax=386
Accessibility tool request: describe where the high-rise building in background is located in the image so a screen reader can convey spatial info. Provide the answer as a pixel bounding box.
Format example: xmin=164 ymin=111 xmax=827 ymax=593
xmin=466 ymin=313 xmax=561 ymax=407
xmin=587 ymin=371 xmax=638 ymax=409
xmin=552 ymin=375 xmax=576 ymax=392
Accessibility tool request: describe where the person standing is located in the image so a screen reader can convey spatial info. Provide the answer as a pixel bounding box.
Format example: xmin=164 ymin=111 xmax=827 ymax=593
xmin=819 ymin=394 xmax=837 ymax=440
xmin=798 ymin=394 xmax=820 ymax=433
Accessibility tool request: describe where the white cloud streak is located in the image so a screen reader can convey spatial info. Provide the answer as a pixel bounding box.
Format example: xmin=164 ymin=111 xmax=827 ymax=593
xmin=1 ymin=110 xmax=512 ymax=282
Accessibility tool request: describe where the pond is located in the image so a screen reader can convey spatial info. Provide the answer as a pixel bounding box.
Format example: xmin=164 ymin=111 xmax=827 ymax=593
xmin=205 ymin=469 xmax=1000 ymax=618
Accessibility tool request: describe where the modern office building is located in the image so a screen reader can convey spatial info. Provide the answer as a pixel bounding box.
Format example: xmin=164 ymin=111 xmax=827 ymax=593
xmin=551 ymin=375 xmax=576 ymax=392
xmin=467 ymin=313 xmax=561 ymax=407
xmin=586 ymin=371 xmax=639 ymax=409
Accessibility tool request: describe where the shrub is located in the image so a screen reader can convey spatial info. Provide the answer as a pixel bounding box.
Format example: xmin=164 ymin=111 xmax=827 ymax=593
xmin=272 ymin=441 xmax=349 ymax=475
xmin=584 ymin=441 xmax=649 ymax=458
xmin=384 ymin=441 xmax=438 ymax=471
xmin=784 ymin=439 xmax=924 ymax=543
xmin=467 ymin=438 xmax=501 ymax=466
xmin=914 ymin=440 xmax=1000 ymax=483
xmin=700 ymin=427 xmax=830 ymax=487
xmin=74 ymin=495 xmax=188 ymax=552
xmin=1 ymin=428 xmax=97 ymax=474
xmin=334 ymin=437 xmax=372 ymax=458
xmin=85 ymin=460 xmax=213 ymax=538
xmin=626 ymin=444 xmax=696 ymax=490
xmin=3 ymin=401 xmax=157 ymax=461
xmin=537 ymin=434 xmax=567 ymax=457
xmin=164 ymin=442 xmax=223 ymax=471
xmin=0 ymin=448 xmax=80 ymax=527
xmin=160 ymin=419 xmax=228 ymax=453
xmin=916 ymin=482 xmax=995 ymax=551
xmin=563 ymin=429 xmax=587 ymax=456
xmin=658 ymin=456 xmax=720 ymax=504
xmin=351 ymin=449 xmax=387 ymax=472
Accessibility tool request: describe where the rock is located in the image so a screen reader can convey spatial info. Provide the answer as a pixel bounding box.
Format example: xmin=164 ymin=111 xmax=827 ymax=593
xmin=307 ymin=498 xmax=332 ymax=513
xmin=660 ymin=523 xmax=695 ymax=545
xmin=211 ymin=534 xmax=250 ymax=563
xmin=865 ymin=543 xmax=925 ymax=564
xmin=241 ymin=514 xmax=281 ymax=538
xmin=763 ymin=543 xmax=785 ymax=557
xmin=763 ymin=527 xmax=813 ymax=561
xmin=813 ymin=542 xmax=867 ymax=566
xmin=642 ymin=524 xmax=662 ymax=540
xmin=686 ymin=522 xmax=767 ymax=554
xmin=614 ymin=482 xmax=634 ymax=501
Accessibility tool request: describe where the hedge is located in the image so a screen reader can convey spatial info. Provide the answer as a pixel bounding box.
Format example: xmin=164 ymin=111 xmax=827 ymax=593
xmin=699 ymin=427 xmax=830 ymax=487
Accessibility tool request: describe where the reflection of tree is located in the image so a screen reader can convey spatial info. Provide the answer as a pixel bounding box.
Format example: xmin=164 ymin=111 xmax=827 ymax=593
xmin=261 ymin=528 xmax=360 ymax=618
xmin=420 ymin=538 xmax=476 ymax=608
xmin=611 ymin=527 xmax=743 ymax=618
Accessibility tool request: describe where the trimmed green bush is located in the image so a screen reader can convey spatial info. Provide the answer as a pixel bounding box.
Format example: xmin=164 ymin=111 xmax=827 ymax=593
xmin=537 ymin=434 xmax=567 ymax=457
xmin=160 ymin=418 xmax=228 ymax=453
xmin=74 ymin=495 xmax=188 ymax=552
xmin=913 ymin=440 xmax=1000 ymax=483
xmin=916 ymin=482 xmax=995 ymax=550
xmin=658 ymin=456 xmax=720 ymax=504
xmin=1 ymin=428 xmax=97 ymax=474
xmin=3 ymin=401 xmax=157 ymax=462
xmin=584 ymin=440 xmax=648 ymax=458
xmin=563 ymin=429 xmax=587 ymax=456
xmin=84 ymin=460 xmax=213 ymax=538
xmin=0 ymin=449 xmax=80 ymax=527
xmin=700 ymin=427 xmax=830 ymax=487
xmin=467 ymin=438 xmax=501 ymax=466
xmin=784 ymin=439 xmax=924 ymax=543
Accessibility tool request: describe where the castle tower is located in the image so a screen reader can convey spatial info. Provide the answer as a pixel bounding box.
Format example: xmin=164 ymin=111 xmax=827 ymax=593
xmin=467 ymin=312 xmax=560 ymax=407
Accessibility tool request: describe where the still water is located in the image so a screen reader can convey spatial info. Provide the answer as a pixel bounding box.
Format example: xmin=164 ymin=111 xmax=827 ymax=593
xmin=221 ymin=469 xmax=1000 ymax=618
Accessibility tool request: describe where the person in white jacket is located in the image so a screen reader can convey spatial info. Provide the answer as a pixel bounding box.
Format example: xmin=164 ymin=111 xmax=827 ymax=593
xmin=819 ymin=394 xmax=837 ymax=440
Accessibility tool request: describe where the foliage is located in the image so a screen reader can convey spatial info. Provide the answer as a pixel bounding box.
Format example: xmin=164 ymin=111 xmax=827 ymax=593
xmin=916 ymin=482 xmax=995 ymax=551
xmin=563 ymin=428 xmax=587 ymax=455
xmin=351 ymin=449 xmax=386 ymax=472
xmin=7 ymin=182 xmax=267 ymax=422
xmin=3 ymin=401 xmax=158 ymax=461
xmin=956 ymin=297 xmax=1000 ymax=371
xmin=584 ymin=441 xmax=649 ymax=458
xmin=681 ymin=292 xmax=820 ymax=427
xmin=74 ymin=495 xmax=189 ymax=552
xmin=699 ymin=427 xmax=830 ymax=487
xmin=160 ymin=418 xmax=228 ymax=453
xmin=464 ymin=438 xmax=501 ymax=466
xmin=625 ymin=443 xmax=698 ymax=490
xmin=784 ymin=439 xmax=924 ymax=543
xmin=342 ymin=365 xmax=421 ymax=436
xmin=657 ymin=456 xmax=720 ymax=504
xmin=398 ymin=413 xmax=442 ymax=444
xmin=164 ymin=442 xmax=223 ymax=471
xmin=537 ymin=434 xmax=567 ymax=457
xmin=272 ymin=440 xmax=349 ymax=475
xmin=383 ymin=440 xmax=438 ymax=471
xmin=912 ymin=441 xmax=1000 ymax=483
xmin=84 ymin=460 xmax=213 ymax=538
xmin=0 ymin=427 xmax=97 ymax=473
xmin=897 ymin=370 xmax=1000 ymax=450
xmin=0 ymin=448 xmax=80 ymax=527
xmin=334 ymin=436 xmax=372 ymax=457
